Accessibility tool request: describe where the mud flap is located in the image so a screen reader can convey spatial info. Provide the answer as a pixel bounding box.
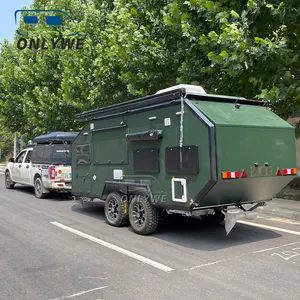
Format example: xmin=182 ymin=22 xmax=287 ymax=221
xmin=223 ymin=211 xmax=259 ymax=235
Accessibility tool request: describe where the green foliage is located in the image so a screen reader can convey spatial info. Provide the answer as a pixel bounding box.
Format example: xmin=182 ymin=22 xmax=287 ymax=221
xmin=296 ymin=122 xmax=300 ymax=139
xmin=0 ymin=0 xmax=299 ymax=140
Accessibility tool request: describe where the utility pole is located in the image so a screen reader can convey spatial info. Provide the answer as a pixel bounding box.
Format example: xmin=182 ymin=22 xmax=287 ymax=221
xmin=19 ymin=134 xmax=25 ymax=151
xmin=14 ymin=132 xmax=17 ymax=158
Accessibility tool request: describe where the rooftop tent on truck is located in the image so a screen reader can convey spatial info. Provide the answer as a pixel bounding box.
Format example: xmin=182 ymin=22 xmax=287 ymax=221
xmin=72 ymin=84 xmax=297 ymax=236
xmin=32 ymin=131 xmax=79 ymax=144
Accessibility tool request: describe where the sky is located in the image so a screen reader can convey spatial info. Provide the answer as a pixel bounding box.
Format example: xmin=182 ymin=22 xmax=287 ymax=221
xmin=0 ymin=0 xmax=34 ymax=43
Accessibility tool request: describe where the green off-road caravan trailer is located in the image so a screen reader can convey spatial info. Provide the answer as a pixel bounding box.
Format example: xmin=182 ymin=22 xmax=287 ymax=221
xmin=72 ymin=84 xmax=297 ymax=235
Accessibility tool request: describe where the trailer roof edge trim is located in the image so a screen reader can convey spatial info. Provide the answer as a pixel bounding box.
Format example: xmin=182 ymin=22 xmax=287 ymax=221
xmin=76 ymin=88 xmax=265 ymax=122
xmin=76 ymin=89 xmax=184 ymax=122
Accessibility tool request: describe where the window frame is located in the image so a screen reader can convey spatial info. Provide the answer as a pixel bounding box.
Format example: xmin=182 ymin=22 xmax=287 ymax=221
xmin=24 ymin=150 xmax=32 ymax=163
xmin=15 ymin=150 xmax=27 ymax=164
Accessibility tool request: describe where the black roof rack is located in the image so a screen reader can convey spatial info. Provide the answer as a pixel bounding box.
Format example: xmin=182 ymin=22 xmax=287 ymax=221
xmin=27 ymin=142 xmax=36 ymax=148
xmin=75 ymin=88 xmax=264 ymax=122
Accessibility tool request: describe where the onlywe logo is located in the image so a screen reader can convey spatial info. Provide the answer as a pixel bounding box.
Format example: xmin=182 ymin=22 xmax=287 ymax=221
xmin=14 ymin=9 xmax=86 ymax=50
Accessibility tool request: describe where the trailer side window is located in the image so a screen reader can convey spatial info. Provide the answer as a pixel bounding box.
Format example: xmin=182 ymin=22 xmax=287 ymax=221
xmin=76 ymin=144 xmax=91 ymax=164
xmin=165 ymin=145 xmax=199 ymax=175
xmin=133 ymin=148 xmax=160 ymax=174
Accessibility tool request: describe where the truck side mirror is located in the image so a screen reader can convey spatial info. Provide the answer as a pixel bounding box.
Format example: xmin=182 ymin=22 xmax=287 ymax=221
xmin=8 ymin=157 xmax=14 ymax=163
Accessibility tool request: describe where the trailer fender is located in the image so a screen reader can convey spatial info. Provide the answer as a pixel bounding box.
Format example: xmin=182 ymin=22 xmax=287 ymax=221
xmin=103 ymin=180 xmax=155 ymax=204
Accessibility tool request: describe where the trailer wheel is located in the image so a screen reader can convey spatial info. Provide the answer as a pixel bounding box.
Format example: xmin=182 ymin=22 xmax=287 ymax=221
xmin=201 ymin=209 xmax=225 ymax=224
xmin=129 ymin=195 xmax=159 ymax=235
xmin=105 ymin=192 xmax=129 ymax=227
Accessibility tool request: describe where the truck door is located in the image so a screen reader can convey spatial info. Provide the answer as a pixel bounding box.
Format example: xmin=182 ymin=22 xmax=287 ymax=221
xmin=11 ymin=150 xmax=27 ymax=182
xmin=21 ymin=150 xmax=32 ymax=185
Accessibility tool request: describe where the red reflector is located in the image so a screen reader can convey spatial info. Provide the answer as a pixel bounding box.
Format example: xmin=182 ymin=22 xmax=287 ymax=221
xmin=276 ymin=168 xmax=282 ymax=176
xmin=241 ymin=169 xmax=247 ymax=178
xmin=57 ymin=184 xmax=64 ymax=187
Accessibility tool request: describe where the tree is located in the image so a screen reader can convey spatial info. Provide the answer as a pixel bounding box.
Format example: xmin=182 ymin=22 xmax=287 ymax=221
xmin=162 ymin=0 xmax=300 ymax=119
xmin=0 ymin=0 xmax=299 ymax=139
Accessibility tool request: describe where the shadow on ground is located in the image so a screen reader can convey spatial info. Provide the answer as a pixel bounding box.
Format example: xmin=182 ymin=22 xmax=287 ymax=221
xmin=12 ymin=185 xmax=72 ymax=201
xmin=71 ymin=200 xmax=282 ymax=252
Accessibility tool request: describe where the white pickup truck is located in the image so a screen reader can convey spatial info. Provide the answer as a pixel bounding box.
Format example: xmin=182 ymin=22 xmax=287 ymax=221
xmin=5 ymin=145 xmax=72 ymax=199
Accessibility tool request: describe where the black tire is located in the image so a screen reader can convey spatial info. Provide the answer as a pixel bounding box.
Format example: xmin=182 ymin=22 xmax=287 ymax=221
xmin=129 ymin=195 xmax=159 ymax=235
xmin=34 ymin=176 xmax=47 ymax=199
xmin=201 ymin=209 xmax=225 ymax=224
xmin=5 ymin=171 xmax=14 ymax=189
xmin=78 ymin=198 xmax=88 ymax=209
xmin=105 ymin=192 xmax=129 ymax=227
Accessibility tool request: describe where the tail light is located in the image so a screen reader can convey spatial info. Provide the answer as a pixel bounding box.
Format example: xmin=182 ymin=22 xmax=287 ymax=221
xmin=222 ymin=171 xmax=240 ymax=179
xmin=283 ymin=168 xmax=297 ymax=176
xmin=49 ymin=165 xmax=56 ymax=180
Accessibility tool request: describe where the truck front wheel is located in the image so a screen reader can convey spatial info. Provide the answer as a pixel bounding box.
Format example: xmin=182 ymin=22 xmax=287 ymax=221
xmin=34 ymin=177 xmax=47 ymax=199
xmin=129 ymin=195 xmax=159 ymax=235
xmin=5 ymin=171 xmax=15 ymax=189
xmin=105 ymin=192 xmax=129 ymax=227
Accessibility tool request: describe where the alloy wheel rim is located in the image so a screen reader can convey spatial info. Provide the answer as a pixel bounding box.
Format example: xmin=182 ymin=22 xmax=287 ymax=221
xmin=108 ymin=198 xmax=119 ymax=220
xmin=5 ymin=173 xmax=10 ymax=187
xmin=132 ymin=203 xmax=146 ymax=227
xmin=36 ymin=180 xmax=41 ymax=196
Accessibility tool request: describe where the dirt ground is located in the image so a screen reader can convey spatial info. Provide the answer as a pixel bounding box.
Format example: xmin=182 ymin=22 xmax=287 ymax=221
xmin=277 ymin=178 xmax=300 ymax=200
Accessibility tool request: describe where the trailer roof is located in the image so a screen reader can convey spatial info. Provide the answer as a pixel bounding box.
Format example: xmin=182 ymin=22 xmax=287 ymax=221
xmin=76 ymin=88 xmax=264 ymax=122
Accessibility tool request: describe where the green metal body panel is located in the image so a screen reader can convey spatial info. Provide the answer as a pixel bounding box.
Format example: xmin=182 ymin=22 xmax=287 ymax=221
xmin=192 ymin=101 xmax=292 ymax=128
xmin=191 ymin=100 xmax=296 ymax=207
xmin=72 ymin=102 xmax=212 ymax=210
xmin=72 ymin=89 xmax=297 ymax=211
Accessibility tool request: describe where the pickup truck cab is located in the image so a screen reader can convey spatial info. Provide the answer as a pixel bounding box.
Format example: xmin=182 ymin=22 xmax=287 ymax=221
xmin=5 ymin=132 xmax=78 ymax=199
